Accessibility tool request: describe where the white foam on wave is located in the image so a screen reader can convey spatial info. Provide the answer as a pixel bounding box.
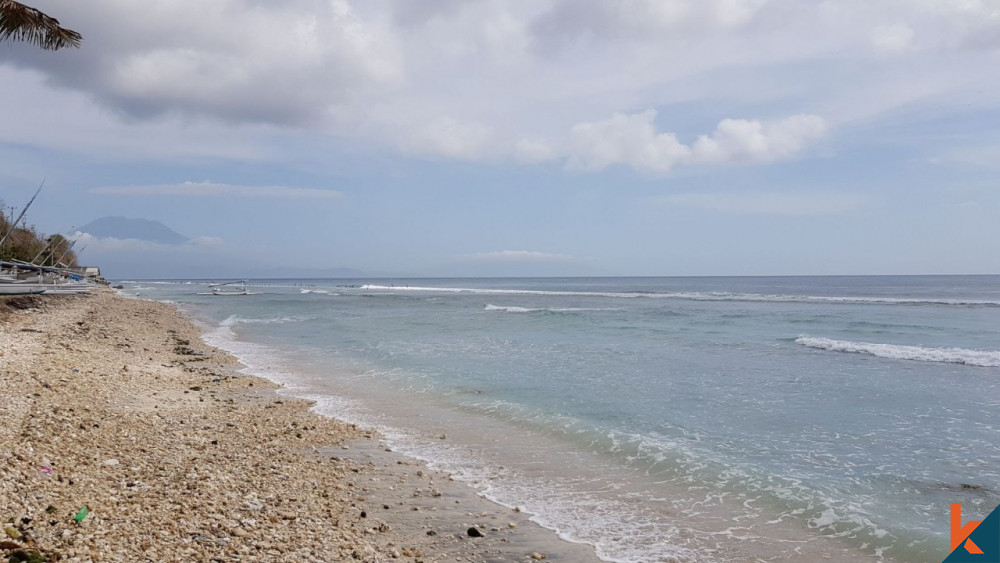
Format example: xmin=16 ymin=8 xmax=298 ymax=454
xmin=332 ymin=404 xmax=699 ymax=563
xmin=219 ymin=314 xmax=312 ymax=326
xmin=484 ymin=304 xmax=618 ymax=313
xmin=795 ymin=336 xmax=1000 ymax=367
xmin=364 ymin=284 xmax=677 ymax=300
xmin=201 ymin=315 xmax=305 ymax=388
xmin=283 ymin=369 xmax=703 ymax=562
xmin=485 ymin=304 xmax=537 ymax=313
xmin=360 ymin=285 xmax=1000 ymax=307
xmin=300 ymin=288 xmax=340 ymax=295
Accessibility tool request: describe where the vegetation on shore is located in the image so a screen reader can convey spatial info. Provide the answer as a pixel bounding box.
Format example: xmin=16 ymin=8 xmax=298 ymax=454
xmin=0 ymin=205 xmax=78 ymax=267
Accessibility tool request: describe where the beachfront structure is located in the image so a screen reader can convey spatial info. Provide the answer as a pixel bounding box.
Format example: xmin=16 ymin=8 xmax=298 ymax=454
xmin=68 ymin=266 xmax=101 ymax=281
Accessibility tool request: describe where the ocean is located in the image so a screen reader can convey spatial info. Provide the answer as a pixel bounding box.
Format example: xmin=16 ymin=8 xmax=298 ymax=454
xmin=123 ymin=276 xmax=1000 ymax=562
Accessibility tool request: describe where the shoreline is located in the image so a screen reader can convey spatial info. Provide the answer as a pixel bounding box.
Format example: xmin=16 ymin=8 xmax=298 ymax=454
xmin=1 ymin=291 xmax=601 ymax=562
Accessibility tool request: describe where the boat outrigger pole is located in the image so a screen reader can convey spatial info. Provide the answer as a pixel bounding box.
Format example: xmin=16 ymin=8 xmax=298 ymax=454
xmin=29 ymin=238 xmax=51 ymax=265
xmin=38 ymin=240 xmax=60 ymax=266
xmin=37 ymin=236 xmax=73 ymax=267
xmin=53 ymin=238 xmax=78 ymax=267
xmin=0 ymin=180 xmax=43 ymax=250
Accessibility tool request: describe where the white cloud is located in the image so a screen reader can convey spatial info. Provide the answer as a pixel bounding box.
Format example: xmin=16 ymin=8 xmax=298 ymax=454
xmin=870 ymin=23 xmax=915 ymax=54
xmin=400 ymin=117 xmax=493 ymax=160
xmin=922 ymin=0 xmax=1000 ymax=49
xmin=514 ymin=138 xmax=557 ymax=163
xmin=90 ymin=182 xmax=342 ymax=199
xmin=567 ymin=110 xmax=690 ymax=173
xmin=532 ymin=0 xmax=766 ymax=46
xmin=460 ymin=250 xmax=582 ymax=263
xmin=656 ymin=192 xmax=868 ymax=215
xmin=73 ymin=231 xmax=224 ymax=250
xmin=5 ymin=1 xmax=402 ymax=126
xmin=690 ymin=114 xmax=828 ymax=164
xmin=567 ymin=110 xmax=826 ymax=173
xmin=0 ymin=67 xmax=277 ymax=163
xmin=712 ymin=0 xmax=767 ymax=28
xmin=0 ymin=0 xmax=996 ymax=167
xmin=71 ymin=232 xmax=241 ymax=279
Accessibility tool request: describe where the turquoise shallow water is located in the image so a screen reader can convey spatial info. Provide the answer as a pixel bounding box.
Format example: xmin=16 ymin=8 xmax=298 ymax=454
xmin=125 ymin=276 xmax=1000 ymax=562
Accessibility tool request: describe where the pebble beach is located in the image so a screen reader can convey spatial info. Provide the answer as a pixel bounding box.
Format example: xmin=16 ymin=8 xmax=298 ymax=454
xmin=0 ymin=291 xmax=600 ymax=562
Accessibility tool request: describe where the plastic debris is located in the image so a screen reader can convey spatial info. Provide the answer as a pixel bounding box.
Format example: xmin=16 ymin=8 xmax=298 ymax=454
xmin=73 ymin=506 xmax=89 ymax=524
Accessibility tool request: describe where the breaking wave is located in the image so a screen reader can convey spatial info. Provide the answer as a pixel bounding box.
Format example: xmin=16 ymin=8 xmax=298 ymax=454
xmin=484 ymin=304 xmax=617 ymax=313
xmin=795 ymin=336 xmax=1000 ymax=367
xmin=219 ymin=314 xmax=313 ymax=326
xmin=360 ymin=285 xmax=1000 ymax=307
xmin=299 ymin=288 xmax=340 ymax=295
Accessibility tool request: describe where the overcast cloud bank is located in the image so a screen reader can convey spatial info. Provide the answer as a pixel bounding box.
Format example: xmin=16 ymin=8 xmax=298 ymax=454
xmin=2 ymin=0 xmax=1000 ymax=276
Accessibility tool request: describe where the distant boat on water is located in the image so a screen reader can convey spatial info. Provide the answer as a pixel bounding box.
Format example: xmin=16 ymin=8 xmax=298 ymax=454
xmin=210 ymin=280 xmax=249 ymax=296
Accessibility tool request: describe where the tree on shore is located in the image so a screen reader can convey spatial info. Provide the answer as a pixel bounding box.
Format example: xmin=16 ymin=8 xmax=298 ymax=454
xmin=0 ymin=0 xmax=81 ymax=50
xmin=42 ymin=233 xmax=78 ymax=267
xmin=0 ymin=205 xmax=78 ymax=267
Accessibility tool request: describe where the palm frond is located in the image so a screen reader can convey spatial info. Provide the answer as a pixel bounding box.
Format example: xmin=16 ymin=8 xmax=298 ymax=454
xmin=0 ymin=0 xmax=81 ymax=50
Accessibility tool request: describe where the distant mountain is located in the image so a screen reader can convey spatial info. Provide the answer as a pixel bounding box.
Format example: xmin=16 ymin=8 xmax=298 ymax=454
xmin=77 ymin=216 xmax=188 ymax=244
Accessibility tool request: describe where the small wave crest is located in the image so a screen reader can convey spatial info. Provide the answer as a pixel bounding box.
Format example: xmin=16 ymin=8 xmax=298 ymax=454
xmin=359 ymin=284 xmax=1000 ymax=307
xmin=484 ymin=304 xmax=617 ymax=314
xmin=485 ymin=304 xmax=537 ymax=313
xmin=300 ymin=288 xmax=340 ymax=296
xmin=795 ymin=336 xmax=1000 ymax=367
xmin=219 ymin=314 xmax=312 ymax=327
xmin=202 ymin=316 xmax=303 ymax=388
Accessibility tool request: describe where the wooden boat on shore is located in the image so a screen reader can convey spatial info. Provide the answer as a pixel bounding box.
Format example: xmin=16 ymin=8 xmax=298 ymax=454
xmin=0 ymin=283 xmax=45 ymax=295
xmin=1 ymin=185 xmax=99 ymax=295
xmin=1 ymin=262 xmax=96 ymax=295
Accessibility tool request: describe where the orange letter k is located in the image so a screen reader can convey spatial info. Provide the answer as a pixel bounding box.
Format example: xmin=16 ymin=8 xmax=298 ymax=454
xmin=951 ymin=503 xmax=984 ymax=554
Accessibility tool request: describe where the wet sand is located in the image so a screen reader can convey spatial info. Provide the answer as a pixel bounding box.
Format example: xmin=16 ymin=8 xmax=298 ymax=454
xmin=0 ymin=291 xmax=601 ymax=562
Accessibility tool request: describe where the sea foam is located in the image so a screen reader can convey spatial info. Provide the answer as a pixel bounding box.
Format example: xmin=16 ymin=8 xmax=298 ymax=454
xmin=361 ymin=285 xmax=1000 ymax=307
xmin=795 ymin=336 xmax=1000 ymax=367
xmin=484 ymin=304 xmax=616 ymax=313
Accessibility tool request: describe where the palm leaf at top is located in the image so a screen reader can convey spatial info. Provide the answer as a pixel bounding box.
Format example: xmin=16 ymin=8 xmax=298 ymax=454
xmin=0 ymin=0 xmax=81 ymax=50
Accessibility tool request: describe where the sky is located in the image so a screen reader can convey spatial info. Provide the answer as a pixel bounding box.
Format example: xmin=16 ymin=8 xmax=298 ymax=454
xmin=2 ymin=0 xmax=1000 ymax=279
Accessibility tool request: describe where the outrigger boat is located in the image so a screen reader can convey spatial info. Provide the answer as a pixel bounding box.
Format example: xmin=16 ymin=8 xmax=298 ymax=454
xmin=210 ymin=280 xmax=249 ymax=296
xmin=0 ymin=283 xmax=45 ymax=295
xmin=0 ymin=261 xmax=96 ymax=295
xmin=1 ymin=183 xmax=99 ymax=295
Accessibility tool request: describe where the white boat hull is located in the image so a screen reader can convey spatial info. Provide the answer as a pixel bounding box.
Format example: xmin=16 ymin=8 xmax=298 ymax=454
xmin=0 ymin=284 xmax=46 ymax=295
